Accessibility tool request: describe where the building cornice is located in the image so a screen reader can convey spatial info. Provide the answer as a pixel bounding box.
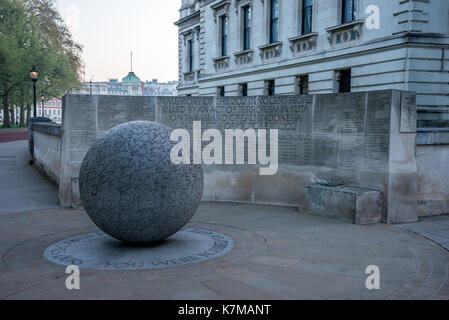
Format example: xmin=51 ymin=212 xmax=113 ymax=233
xmin=325 ymin=20 xmax=364 ymax=34
xmin=174 ymin=11 xmax=200 ymax=27
xmin=211 ymin=0 xmax=231 ymax=11
xmin=196 ymin=32 xmax=449 ymax=82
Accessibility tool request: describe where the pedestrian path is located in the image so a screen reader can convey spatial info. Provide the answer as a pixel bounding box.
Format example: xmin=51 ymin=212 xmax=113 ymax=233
xmin=0 ymin=140 xmax=59 ymax=215
xmin=398 ymin=216 xmax=449 ymax=251
xmin=1 ymin=202 xmax=449 ymax=299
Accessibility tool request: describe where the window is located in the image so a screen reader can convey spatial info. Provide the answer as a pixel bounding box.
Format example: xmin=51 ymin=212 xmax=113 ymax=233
xmin=266 ymin=80 xmax=275 ymax=96
xmin=243 ymin=6 xmax=251 ymax=51
xmin=240 ymin=83 xmax=248 ymax=96
xmin=338 ymin=69 xmax=351 ymax=93
xmin=297 ymin=75 xmax=309 ymax=94
xmin=188 ymin=39 xmax=194 ymax=72
xmin=221 ymin=15 xmax=228 ymax=56
xmin=270 ymin=0 xmax=279 ymax=43
xmin=302 ymin=0 xmax=313 ymax=35
xmin=342 ymin=0 xmax=357 ymax=24
xmin=218 ymin=86 xmax=225 ymax=97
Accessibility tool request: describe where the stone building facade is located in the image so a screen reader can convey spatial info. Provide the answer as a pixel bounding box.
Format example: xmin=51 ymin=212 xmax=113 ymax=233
xmin=175 ymin=0 xmax=449 ymax=108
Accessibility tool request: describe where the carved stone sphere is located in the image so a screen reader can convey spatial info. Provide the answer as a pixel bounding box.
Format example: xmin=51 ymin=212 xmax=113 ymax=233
xmin=79 ymin=121 xmax=203 ymax=243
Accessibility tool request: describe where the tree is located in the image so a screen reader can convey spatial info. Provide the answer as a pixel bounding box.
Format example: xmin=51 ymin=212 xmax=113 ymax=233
xmin=0 ymin=0 xmax=82 ymax=127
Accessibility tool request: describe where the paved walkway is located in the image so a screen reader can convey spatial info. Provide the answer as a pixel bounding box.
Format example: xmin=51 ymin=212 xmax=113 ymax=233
xmin=0 ymin=140 xmax=59 ymax=215
xmin=399 ymin=216 xmax=449 ymax=251
xmin=0 ymin=140 xmax=449 ymax=299
xmin=1 ymin=204 xmax=449 ymax=299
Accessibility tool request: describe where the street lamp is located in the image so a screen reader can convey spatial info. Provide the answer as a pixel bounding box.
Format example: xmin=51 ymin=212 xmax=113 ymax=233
xmin=41 ymin=94 xmax=45 ymax=117
xmin=29 ymin=66 xmax=39 ymax=117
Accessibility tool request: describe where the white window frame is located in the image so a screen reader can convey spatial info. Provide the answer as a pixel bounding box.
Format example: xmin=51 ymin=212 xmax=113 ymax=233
xmin=236 ymin=0 xmax=253 ymax=51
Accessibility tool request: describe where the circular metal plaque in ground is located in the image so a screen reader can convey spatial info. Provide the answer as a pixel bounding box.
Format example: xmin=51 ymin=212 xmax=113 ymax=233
xmin=43 ymin=229 xmax=233 ymax=270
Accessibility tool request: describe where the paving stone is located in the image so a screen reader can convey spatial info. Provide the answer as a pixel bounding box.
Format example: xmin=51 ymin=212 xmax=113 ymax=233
xmin=428 ymin=229 xmax=449 ymax=239
xmin=424 ymin=216 xmax=449 ymax=226
xmin=420 ymin=232 xmax=449 ymax=244
xmin=0 ymin=141 xmax=59 ymax=216
xmin=200 ymin=276 xmax=281 ymax=300
xmin=397 ymin=221 xmax=448 ymax=233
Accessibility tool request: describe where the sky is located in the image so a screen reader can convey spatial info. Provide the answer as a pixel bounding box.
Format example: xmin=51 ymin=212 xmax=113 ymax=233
xmin=55 ymin=0 xmax=180 ymax=83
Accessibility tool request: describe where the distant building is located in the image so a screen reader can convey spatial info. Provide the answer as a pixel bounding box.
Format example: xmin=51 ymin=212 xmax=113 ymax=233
xmin=73 ymin=82 xmax=109 ymax=95
xmin=122 ymin=71 xmax=143 ymax=96
xmin=40 ymin=97 xmax=63 ymax=123
xmin=108 ymin=79 xmax=128 ymax=95
xmin=0 ymin=98 xmax=62 ymax=124
xmin=143 ymin=79 xmax=178 ymax=96
xmin=72 ymin=74 xmax=178 ymax=97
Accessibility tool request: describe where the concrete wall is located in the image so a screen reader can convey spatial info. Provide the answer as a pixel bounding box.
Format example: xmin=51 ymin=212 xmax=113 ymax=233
xmin=29 ymin=93 xmax=449 ymax=220
xmin=30 ymin=122 xmax=62 ymax=186
xmin=417 ymin=129 xmax=449 ymax=217
xmin=59 ymin=90 xmax=419 ymax=224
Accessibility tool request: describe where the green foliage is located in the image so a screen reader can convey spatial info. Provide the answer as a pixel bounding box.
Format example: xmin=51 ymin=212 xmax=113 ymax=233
xmin=0 ymin=0 xmax=82 ymax=126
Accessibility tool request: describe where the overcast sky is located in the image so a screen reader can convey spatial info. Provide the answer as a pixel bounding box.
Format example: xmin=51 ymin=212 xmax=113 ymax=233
xmin=56 ymin=0 xmax=180 ymax=83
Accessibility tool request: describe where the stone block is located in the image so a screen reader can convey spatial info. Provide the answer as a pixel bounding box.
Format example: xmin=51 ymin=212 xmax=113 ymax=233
xmin=28 ymin=117 xmax=52 ymax=157
xmin=305 ymin=185 xmax=382 ymax=225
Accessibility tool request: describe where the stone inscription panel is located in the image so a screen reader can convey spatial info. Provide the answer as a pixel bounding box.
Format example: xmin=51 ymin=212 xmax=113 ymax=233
xmin=155 ymin=92 xmax=395 ymax=170
xmin=67 ymin=95 xmax=97 ymax=130
xmin=338 ymin=92 xmax=366 ymax=134
xmin=63 ymin=91 xmax=399 ymax=172
xmin=362 ymin=134 xmax=389 ymax=171
xmin=366 ymin=91 xmax=391 ymax=134
xmin=66 ymin=95 xmax=97 ymax=163
xmin=339 ymin=135 xmax=364 ymax=170
xmin=67 ymin=95 xmax=157 ymax=164
xmin=256 ymin=96 xmax=313 ymax=166
xmin=314 ymin=93 xmax=366 ymax=135
xmin=97 ymin=96 xmax=156 ymax=133
xmin=312 ymin=134 xmax=339 ymax=168
xmin=157 ymin=96 xmax=315 ymax=166
xmin=400 ymin=92 xmax=417 ymax=133
xmin=157 ymin=96 xmax=215 ymax=130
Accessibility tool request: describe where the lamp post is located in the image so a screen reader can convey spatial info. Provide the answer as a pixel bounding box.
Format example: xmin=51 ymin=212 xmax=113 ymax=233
xmin=41 ymin=94 xmax=45 ymax=117
xmin=29 ymin=66 xmax=39 ymax=117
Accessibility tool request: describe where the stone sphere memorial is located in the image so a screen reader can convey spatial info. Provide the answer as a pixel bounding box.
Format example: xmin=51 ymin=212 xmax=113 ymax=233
xmin=79 ymin=121 xmax=204 ymax=243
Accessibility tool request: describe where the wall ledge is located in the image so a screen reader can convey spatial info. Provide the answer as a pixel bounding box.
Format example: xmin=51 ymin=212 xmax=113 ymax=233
xmin=417 ymin=129 xmax=449 ymax=145
xmin=32 ymin=122 xmax=62 ymax=137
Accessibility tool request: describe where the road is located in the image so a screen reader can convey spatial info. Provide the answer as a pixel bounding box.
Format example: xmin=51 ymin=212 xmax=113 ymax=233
xmin=0 ymin=128 xmax=29 ymax=143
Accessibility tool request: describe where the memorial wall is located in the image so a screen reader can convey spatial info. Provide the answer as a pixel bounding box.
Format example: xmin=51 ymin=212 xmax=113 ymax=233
xmin=59 ymin=90 xmax=418 ymax=223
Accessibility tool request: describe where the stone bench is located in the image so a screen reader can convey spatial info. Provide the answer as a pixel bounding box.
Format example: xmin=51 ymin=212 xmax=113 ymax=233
xmin=305 ymin=185 xmax=382 ymax=225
